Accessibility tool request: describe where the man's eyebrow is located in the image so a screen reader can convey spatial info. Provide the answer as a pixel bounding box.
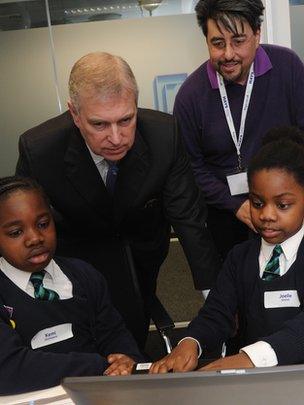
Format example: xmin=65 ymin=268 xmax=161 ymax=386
xmin=232 ymin=33 xmax=247 ymax=38
xmin=119 ymin=112 xmax=135 ymax=120
xmin=88 ymin=118 xmax=107 ymax=124
xmin=210 ymin=33 xmax=247 ymax=42
xmin=210 ymin=36 xmax=224 ymax=42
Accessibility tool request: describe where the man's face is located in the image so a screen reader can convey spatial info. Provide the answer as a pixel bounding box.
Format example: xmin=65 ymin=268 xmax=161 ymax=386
xmin=69 ymin=92 xmax=137 ymax=161
xmin=206 ymin=18 xmax=260 ymax=84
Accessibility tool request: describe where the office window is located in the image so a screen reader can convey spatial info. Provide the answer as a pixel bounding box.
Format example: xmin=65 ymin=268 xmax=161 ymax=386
xmin=0 ymin=0 xmax=196 ymax=31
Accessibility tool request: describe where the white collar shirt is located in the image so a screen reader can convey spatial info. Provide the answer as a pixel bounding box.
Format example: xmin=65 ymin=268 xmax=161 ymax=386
xmin=86 ymin=144 xmax=109 ymax=184
xmin=0 ymin=257 xmax=73 ymax=299
xmin=259 ymin=224 xmax=304 ymax=277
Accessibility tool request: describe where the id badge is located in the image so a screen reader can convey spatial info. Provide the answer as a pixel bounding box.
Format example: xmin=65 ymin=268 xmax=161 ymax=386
xmin=226 ymin=171 xmax=248 ymax=196
xmin=264 ymin=290 xmax=300 ymax=309
xmin=31 ymin=323 xmax=73 ymax=349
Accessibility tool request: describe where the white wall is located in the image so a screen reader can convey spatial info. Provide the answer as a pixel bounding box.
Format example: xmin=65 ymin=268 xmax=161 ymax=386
xmin=263 ymin=0 xmax=291 ymax=47
xmin=0 ymin=13 xmax=208 ymax=176
xmin=290 ymin=4 xmax=304 ymax=61
xmin=53 ymin=14 xmax=208 ymax=109
xmin=0 ymin=28 xmax=59 ymax=175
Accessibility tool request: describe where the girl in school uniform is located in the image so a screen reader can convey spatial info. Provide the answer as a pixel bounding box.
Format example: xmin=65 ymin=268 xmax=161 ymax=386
xmin=0 ymin=176 xmax=143 ymax=394
xmin=150 ymin=127 xmax=304 ymax=373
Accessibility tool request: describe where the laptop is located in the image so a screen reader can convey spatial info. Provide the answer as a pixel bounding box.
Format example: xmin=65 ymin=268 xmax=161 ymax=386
xmin=62 ymin=364 xmax=304 ymax=405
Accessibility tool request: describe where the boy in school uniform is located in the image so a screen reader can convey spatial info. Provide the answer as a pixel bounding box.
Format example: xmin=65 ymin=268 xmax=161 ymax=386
xmin=150 ymin=127 xmax=304 ymax=373
xmin=0 ymin=176 xmax=143 ymax=395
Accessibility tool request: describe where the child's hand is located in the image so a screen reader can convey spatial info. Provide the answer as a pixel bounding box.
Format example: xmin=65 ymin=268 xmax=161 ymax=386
xmin=103 ymin=353 xmax=135 ymax=376
xmin=149 ymin=339 xmax=198 ymax=374
xmin=199 ymin=352 xmax=254 ymax=371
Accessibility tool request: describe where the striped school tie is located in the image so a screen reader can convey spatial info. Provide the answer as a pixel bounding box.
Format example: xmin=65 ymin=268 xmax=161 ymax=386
xmin=30 ymin=271 xmax=59 ymax=301
xmin=262 ymin=245 xmax=283 ymax=281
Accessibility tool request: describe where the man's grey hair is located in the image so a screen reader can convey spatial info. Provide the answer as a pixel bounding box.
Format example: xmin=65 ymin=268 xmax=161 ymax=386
xmin=69 ymin=52 xmax=139 ymax=110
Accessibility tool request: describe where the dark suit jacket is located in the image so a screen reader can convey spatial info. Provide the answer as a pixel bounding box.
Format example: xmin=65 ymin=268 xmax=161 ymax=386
xmin=16 ymin=108 xmax=220 ymax=344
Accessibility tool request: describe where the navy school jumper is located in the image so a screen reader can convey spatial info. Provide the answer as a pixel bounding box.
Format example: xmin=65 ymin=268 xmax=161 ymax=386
xmin=186 ymin=237 xmax=304 ymax=365
xmin=0 ymin=257 xmax=143 ymax=394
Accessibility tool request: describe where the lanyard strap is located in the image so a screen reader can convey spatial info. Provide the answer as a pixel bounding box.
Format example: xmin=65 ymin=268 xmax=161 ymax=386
xmin=217 ymin=63 xmax=255 ymax=170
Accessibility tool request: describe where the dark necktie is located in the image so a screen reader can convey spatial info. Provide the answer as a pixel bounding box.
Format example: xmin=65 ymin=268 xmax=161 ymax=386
xmin=262 ymin=244 xmax=283 ymax=281
xmin=106 ymin=161 xmax=118 ymax=195
xmin=30 ymin=270 xmax=59 ymax=301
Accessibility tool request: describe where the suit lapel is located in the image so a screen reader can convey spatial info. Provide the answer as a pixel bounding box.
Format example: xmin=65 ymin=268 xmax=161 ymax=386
xmin=64 ymin=123 xmax=150 ymax=223
xmin=64 ymin=126 xmax=112 ymax=215
xmin=114 ymin=130 xmax=150 ymax=223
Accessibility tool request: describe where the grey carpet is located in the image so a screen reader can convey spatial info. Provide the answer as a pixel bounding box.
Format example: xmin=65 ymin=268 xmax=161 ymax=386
xmin=145 ymin=239 xmax=205 ymax=360
xmin=156 ymin=239 xmax=203 ymax=322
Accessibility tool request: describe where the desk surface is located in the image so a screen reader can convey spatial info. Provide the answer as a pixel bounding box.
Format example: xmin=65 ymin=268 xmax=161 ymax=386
xmin=0 ymin=385 xmax=72 ymax=405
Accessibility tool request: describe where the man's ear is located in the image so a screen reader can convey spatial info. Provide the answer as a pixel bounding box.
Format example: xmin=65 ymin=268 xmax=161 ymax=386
xmin=254 ymin=29 xmax=261 ymax=48
xmin=68 ymin=101 xmax=80 ymax=127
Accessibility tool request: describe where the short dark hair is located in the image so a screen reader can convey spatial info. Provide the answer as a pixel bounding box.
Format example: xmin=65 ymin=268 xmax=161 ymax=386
xmin=0 ymin=176 xmax=50 ymax=206
xmin=195 ymin=0 xmax=264 ymax=36
xmin=248 ymin=127 xmax=304 ymax=188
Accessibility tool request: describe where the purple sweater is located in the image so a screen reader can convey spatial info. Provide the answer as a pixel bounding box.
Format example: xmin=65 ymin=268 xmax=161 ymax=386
xmin=174 ymin=45 xmax=304 ymax=212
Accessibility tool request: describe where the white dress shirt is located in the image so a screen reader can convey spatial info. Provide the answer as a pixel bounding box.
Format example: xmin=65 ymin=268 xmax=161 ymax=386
xmin=0 ymin=257 xmax=73 ymax=299
xmin=241 ymin=224 xmax=304 ymax=367
xmin=86 ymin=144 xmax=109 ymax=184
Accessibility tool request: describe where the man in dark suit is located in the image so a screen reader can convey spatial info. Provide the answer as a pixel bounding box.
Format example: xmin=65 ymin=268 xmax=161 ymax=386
xmin=16 ymin=52 xmax=220 ymax=348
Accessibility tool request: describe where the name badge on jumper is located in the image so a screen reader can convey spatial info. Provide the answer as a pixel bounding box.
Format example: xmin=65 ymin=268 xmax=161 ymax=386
xmin=264 ymin=290 xmax=300 ymax=309
xmin=226 ymin=171 xmax=249 ymax=196
xmin=31 ymin=323 xmax=73 ymax=349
